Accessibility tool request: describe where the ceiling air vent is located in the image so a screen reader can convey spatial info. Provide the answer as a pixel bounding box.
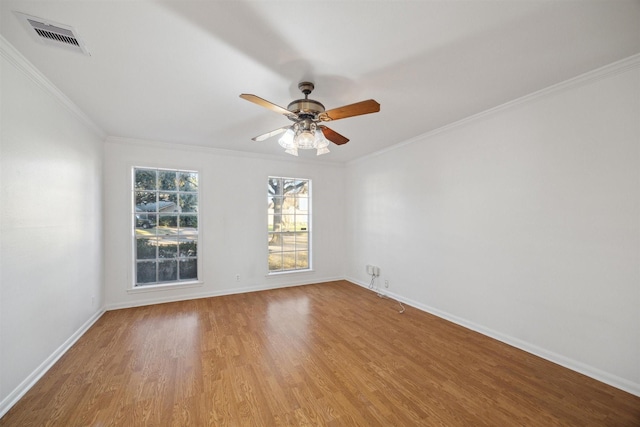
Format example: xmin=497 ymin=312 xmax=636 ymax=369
xmin=15 ymin=12 xmax=90 ymax=56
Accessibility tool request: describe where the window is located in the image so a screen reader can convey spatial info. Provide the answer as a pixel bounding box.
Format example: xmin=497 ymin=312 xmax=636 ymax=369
xmin=268 ymin=177 xmax=310 ymax=273
xmin=133 ymin=167 xmax=199 ymax=286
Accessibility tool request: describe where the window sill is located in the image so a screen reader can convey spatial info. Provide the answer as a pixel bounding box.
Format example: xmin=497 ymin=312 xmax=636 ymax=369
xmin=266 ymin=269 xmax=314 ymax=278
xmin=127 ymin=280 xmax=204 ymax=294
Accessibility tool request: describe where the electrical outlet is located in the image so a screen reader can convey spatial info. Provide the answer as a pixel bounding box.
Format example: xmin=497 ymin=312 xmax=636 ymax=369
xmin=92 ymin=296 xmax=95 ymax=306
xmin=366 ymin=265 xmax=381 ymax=277
xmin=384 ymin=280 xmax=389 ymax=288
xmin=236 ymin=274 xmax=240 ymax=282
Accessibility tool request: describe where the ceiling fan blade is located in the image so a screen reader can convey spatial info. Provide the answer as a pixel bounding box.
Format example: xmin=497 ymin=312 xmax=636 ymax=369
xmin=320 ymin=126 xmax=350 ymax=145
xmin=240 ymin=94 xmax=293 ymax=116
xmin=320 ymin=99 xmax=380 ymax=121
xmin=251 ymin=126 xmax=290 ymax=142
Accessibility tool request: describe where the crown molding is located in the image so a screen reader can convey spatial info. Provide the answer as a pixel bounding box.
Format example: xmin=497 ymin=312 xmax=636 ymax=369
xmin=105 ymin=136 xmax=346 ymax=168
xmin=0 ymin=35 xmax=106 ymax=139
xmin=349 ymin=53 xmax=640 ymax=166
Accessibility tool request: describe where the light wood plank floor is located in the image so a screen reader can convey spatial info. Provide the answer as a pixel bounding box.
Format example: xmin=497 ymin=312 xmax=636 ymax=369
xmin=2 ymin=281 xmax=638 ymax=426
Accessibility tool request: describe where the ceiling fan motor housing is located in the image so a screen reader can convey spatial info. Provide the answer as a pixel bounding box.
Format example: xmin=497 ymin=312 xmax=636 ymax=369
xmin=287 ymin=99 xmax=325 ymax=120
xmin=287 ymin=81 xmax=325 ymax=121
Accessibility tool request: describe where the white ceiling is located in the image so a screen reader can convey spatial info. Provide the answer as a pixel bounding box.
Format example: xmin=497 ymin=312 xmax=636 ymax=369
xmin=2 ymin=1 xmax=639 ymax=163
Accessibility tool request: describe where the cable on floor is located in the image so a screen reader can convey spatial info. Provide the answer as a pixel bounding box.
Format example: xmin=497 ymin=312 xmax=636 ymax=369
xmin=377 ymin=292 xmax=405 ymax=314
xmin=368 ymin=273 xmax=405 ymax=314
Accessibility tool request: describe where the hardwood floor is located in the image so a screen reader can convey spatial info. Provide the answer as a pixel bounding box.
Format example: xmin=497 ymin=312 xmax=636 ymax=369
xmin=2 ymin=280 xmax=638 ymax=426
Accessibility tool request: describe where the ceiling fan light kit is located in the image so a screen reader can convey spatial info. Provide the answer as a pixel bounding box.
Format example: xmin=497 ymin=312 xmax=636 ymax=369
xmin=240 ymin=82 xmax=380 ymax=156
xmin=277 ymin=120 xmax=330 ymax=156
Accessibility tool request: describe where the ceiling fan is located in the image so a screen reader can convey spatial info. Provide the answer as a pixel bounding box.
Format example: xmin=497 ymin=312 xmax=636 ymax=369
xmin=240 ymin=82 xmax=380 ymax=156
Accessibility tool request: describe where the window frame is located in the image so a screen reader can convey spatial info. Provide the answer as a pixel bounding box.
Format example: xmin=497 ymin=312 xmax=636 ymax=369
xmin=267 ymin=176 xmax=312 ymax=275
xmin=130 ymin=166 xmax=202 ymax=290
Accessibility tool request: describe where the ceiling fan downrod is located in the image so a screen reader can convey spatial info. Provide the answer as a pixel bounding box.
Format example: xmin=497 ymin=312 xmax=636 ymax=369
xmin=298 ymin=81 xmax=315 ymax=99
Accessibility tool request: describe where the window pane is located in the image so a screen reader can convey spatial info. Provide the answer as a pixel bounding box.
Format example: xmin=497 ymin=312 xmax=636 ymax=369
xmin=180 ymin=214 xmax=198 ymax=229
xmin=180 ymin=219 xmax=198 ymax=255
xmin=158 ymin=260 xmax=177 ymax=282
xmin=270 ymin=196 xmax=283 ymax=212
xmin=135 ymin=169 xmax=156 ymax=191
xmin=295 ymin=214 xmax=308 ymax=231
xmin=272 ymin=213 xmax=286 ymax=233
xmin=137 ymin=261 xmax=156 ymax=283
xmin=282 ymin=252 xmax=296 ymax=270
xmin=281 ymin=232 xmax=295 ymax=252
xmin=135 ymin=227 xmax=153 ymax=238
xmin=268 ymin=233 xmax=281 ymax=253
xmin=136 ymin=238 xmax=156 ymax=259
xmin=135 ymin=191 xmax=156 ymax=206
xmin=158 ymin=171 xmax=177 ymax=191
xmin=158 ymin=193 xmax=178 ymax=212
xmin=283 ymin=179 xmax=296 ymax=192
xmin=180 ymin=194 xmax=198 ymax=213
xmin=268 ymin=253 xmax=283 ymax=271
xmin=282 ymin=214 xmax=295 ymax=232
xmin=296 ymin=198 xmax=309 ymax=215
xmin=180 ymin=259 xmax=197 ymax=280
xmin=296 ymin=251 xmax=309 ymax=269
xmin=268 ymin=178 xmax=283 ymax=196
xmin=295 ymin=232 xmax=308 ymax=250
xmin=283 ymin=195 xmax=296 ymax=209
xmin=179 ymin=240 xmax=197 ymax=258
xmin=158 ymin=214 xmax=178 ymax=228
xmin=158 ymin=240 xmax=178 ymax=258
xmin=179 ymin=172 xmax=198 ymax=192
xmin=135 ymin=213 xmax=156 ymax=233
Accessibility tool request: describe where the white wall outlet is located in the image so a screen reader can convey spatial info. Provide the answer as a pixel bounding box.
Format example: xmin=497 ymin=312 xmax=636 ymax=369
xmin=236 ymin=274 xmax=240 ymax=282
xmin=384 ymin=280 xmax=389 ymax=288
xmin=366 ymin=265 xmax=381 ymax=277
xmin=91 ymin=296 xmax=95 ymax=306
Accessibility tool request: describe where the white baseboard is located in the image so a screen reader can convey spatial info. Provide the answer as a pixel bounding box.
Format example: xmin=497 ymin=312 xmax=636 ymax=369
xmin=346 ymin=276 xmax=640 ymax=397
xmin=4 ymin=276 xmax=636 ymax=421
xmin=0 ymin=309 xmax=106 ymax=418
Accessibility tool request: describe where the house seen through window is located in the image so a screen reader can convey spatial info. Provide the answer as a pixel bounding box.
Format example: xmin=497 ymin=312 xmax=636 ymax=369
xmin=133 ymin=168 xmax=199 ymax=286
xmin=268 ymin=177 xmax=310 ymax=273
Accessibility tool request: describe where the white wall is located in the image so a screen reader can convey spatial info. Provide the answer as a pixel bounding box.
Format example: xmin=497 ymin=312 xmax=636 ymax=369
xmin=1 ymin=34 xmax=637 ymax=417
xmin=345 ymin=58 xmax=640 ymax=395
xmin=0 ymin=39 xmax=105 ymax=413
xmin=103 ymin=138 xmax=346 ymax=308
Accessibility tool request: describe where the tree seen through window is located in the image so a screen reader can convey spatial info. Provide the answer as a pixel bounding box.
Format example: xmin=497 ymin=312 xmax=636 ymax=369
xmin=268 ymin=177 xmax=310 ymax=272
xmin=134 ymin=168 xmax=199 ymax=285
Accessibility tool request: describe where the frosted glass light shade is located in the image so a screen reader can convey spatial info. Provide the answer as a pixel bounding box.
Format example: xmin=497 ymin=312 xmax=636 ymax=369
xmin=278 ymin=128 xmax=295 ymax=149
xmin=316 ymin=146 xmax=330 ymax=155
xmin=295 ymin=131 xmax=316 ymax=149
xmin=277 ymin=123 xmax=333 ymax=156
